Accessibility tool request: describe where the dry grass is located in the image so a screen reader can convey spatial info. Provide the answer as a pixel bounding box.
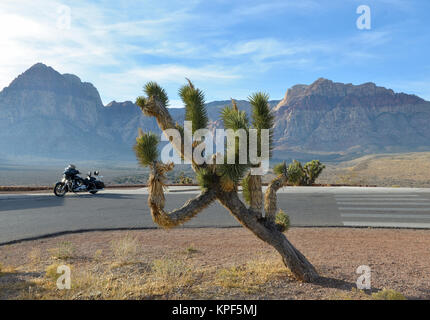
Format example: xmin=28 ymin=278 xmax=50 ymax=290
xmin=0 ymin=228 xmax=428 ymax=300
xmin=49 ymin=241 xmax=75 ymax=260
xmin=333 ymin=288 xmax=407 ymax=300
xmin=215 ymin=259 xmax=288 ymax=294
xmin=110 ymin=234 xmax=141 ymax=268
xmin=371 ymin=288 xmax=407 ymax=300
xmin=45 ymin=263 xmax=63 ymax=281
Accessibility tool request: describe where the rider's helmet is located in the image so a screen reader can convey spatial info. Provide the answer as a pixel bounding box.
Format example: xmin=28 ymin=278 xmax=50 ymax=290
xmin=68 ymin=164 xmax=76 ymax=169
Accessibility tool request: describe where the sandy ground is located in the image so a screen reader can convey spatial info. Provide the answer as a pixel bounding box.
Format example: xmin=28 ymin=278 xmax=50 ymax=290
xmin=0 ymin=227 xmax=429 ymax=300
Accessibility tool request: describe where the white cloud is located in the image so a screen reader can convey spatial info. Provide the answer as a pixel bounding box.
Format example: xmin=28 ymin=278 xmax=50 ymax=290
xmin=0 ymin=0 xmax=200 ymax=94
xmin=128 ymin=65 xmax=239 ymax=82
xmin=231 ymin=0 xmax=320 ymax=17
xmin=99 ymin=64 xmax=241 ymax=103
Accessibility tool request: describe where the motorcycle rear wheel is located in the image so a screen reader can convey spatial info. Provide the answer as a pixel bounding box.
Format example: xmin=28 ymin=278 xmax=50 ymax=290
xmin=54 ymin=182 xmax=67 ymax=197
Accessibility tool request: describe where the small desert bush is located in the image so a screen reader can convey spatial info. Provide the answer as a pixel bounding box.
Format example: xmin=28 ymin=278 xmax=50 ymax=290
xmin=183 ymin=244 xmax=199 ymax=255
xmin=50 ymin=241 xmax=75 ymax=260
xmin=111 ymin=234 xmax=140 ymax=264
xmin=93 ymin=249 xmax=103 ymax=262
xmin=215 ymin=259 xmax=287 ymax=293
xmin=28 ymin=248 xmax=42 ymax=266
xmin=371 ymin=288 xmax=406 ymax=300
xmin=45 ymin=263 xmax=62 ymax=282
xmin=144 ymin=258 xmax=193 ymax=296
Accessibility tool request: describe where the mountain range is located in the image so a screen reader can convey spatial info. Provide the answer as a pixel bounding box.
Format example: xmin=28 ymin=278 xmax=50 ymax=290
xmin=1 ymin=63 xmax=429 ymax=163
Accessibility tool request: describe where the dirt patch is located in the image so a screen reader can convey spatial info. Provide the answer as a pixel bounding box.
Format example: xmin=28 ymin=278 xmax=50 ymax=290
xmin=0 ymin=227 xmax=428 ymax=300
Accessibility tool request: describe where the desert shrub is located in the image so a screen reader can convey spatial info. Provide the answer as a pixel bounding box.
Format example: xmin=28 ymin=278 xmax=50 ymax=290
xmin=215 ymin=259 xmax=286 ymax=293
xmin=184 ymin=245 xmax=199 ymax=255
xmin=28 ymin=248 xmax=42 ymax=266
xmin=371 ymin=288 xmax=406 ymax=300
xmin=144 ymin=258 xmax=193 ymax=295
xmin=50 ymin=241 xmax=75 ymax=260
xmin=45 ymin=263 xmax=62 ymax=281
xmin=111 ymin=234 xmax=140 ymax=263
xmin=93 ymin=249 xmax=103 ymax=262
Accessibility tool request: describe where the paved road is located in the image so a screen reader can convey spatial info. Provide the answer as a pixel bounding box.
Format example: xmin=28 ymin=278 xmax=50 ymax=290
xmin=1 ymin=187 xmax=430 ymax=245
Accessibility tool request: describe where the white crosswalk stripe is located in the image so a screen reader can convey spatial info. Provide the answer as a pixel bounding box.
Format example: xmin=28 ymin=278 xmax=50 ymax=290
xmin=335 ymin=193 xmax=430 ymax=228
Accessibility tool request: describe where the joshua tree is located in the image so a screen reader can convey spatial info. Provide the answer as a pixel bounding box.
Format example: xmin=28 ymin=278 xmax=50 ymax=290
xmin=303 ymin=160 xmax=326 ymax=186
xmin=134 ymin=80 xmax=318 ymax=282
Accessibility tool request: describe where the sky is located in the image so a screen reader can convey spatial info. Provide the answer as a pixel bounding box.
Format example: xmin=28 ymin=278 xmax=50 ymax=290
xmin=0 ymin=0 xmax=429 ymax=107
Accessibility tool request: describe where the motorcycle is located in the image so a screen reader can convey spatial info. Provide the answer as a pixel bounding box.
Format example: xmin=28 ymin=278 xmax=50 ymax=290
xmin=54 ymin=165 xmax=105 ymax=197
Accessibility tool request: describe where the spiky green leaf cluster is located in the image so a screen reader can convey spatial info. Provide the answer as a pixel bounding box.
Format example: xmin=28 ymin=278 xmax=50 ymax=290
xmin=196 ymin=168 xmax=215 ymax=191
xmin=135 ymin=96 xmax=147 ymax=108
xmin=241 ymin=174 xmax=251 ymax=205
xmin=217 ymin=160 xmax=249 ymax=186
xmin=217 ymin=104 xmax=251 ymax=186
xmin=134 ymin=132 xmax=159 ymax=167
xmin=220 ymin=106 xmax=249 ymax=131
xmin=248 ymin=92 xmax=274 ymax=157
xmin=275 ymin=209 xmax=290 ymax=232
xmin=179 ymin=80 xmax=208 ymax=133
xmin=273 ymin=162 xmax=288 ymax=176
xmin=143 ymin=81 xmax=169 ymax=106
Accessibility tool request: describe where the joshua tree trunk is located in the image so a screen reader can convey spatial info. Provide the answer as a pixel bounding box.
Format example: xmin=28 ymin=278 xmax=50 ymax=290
xmin=136 ymin=81 xmax=319 ymax=283
xmin=248 ymin=174 xmax=263 ymax=214
xmin=264 ymin=173 xmax=288 ymax=221
xmin=216 ymin=188 xmax=318 ymax=282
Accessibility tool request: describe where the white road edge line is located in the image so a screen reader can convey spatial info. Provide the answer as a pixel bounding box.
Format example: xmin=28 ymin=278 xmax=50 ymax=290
xmin=335 ymin=195 xmax=419 ymax=197
xmin=342 ymin=221 xmax=430 ymax=228
xmin=339 ymin=207 xmax=430 ymax=212
xmin=335 ymin=198 xmax=427 ymax=201
xmin=341 ymin=213 xmax=430 ymax=219
xmin=337 ymin=202 xmax=430 ymax=206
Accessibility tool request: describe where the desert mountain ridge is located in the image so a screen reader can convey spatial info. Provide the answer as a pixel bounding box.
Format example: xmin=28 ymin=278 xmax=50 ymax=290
xmin=0 ymin=63 xmax=429 ymax=163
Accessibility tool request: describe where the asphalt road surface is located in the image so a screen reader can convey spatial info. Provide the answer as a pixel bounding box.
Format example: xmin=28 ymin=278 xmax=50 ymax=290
xmin=1 ymin=187 xmax=430 ymax=245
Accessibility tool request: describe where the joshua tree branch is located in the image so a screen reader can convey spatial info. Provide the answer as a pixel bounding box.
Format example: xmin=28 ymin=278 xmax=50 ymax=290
xmin=264 ymin=173 xmax=288 ymax=221
xmin=149 ymin=188 xmax=217 ymax=228
xmin=137 ymin=97 xmax=187 ymax=162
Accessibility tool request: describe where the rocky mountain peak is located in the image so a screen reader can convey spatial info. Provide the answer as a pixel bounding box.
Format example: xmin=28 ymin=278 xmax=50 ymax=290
xmin=1 ymin=63 xmax=102 ymax=104
xmin=275 ymin=78 xmax=424 ymax=111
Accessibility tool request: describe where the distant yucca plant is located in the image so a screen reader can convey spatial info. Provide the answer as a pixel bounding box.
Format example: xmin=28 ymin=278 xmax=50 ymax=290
xmin=288 ymin=160 xmax=305 ymax=186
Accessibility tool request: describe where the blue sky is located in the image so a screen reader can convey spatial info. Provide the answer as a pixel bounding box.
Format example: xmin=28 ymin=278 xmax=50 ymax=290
xmin=0 ymin=0 xmax=429 ymax=106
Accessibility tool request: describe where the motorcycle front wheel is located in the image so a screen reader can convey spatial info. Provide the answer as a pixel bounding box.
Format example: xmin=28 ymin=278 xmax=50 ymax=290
xmin=54 ymin=182 xmax=67 ymax=197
